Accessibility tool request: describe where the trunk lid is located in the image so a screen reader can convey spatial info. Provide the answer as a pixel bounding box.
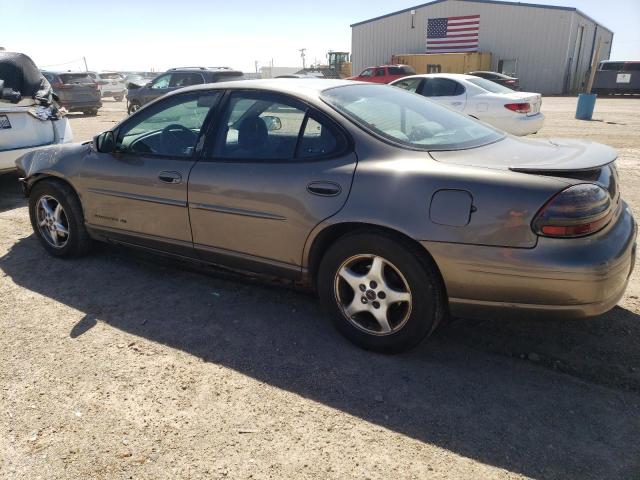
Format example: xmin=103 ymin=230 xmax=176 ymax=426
xmin=429 ymin=136 xmax=616 ymax=171
xmin=430 ymin=136 xmax=619 ymax=202
xmin=0 ymin=105 xmax=55 ymax=152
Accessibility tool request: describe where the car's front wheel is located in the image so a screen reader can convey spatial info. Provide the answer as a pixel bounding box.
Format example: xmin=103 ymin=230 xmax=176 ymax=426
xmin=128 ymin=101 xmax=141 ymax=114
xmin=29 ymin=180 xmax=92 ymax=258
xmin=318 ymin=232 xmax=445 ymax=353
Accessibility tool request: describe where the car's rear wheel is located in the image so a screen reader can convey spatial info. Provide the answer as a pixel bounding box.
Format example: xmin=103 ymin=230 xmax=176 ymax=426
xmin=318 ymin=232 xmax=445 ymax=353
xmin=29 ymin=180 xmax=92 ymax=258
xmin=114 ymin=94 xmax=124 ymax=102
xmin=83 ymin=108 xmax=98 ymax=116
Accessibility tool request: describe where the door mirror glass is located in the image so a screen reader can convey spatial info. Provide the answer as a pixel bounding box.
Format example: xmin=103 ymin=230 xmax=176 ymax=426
xmin=95 ymin=131 xmax=115 ymax=153
xmin=262 ymin=115 xmax=282 ymax=131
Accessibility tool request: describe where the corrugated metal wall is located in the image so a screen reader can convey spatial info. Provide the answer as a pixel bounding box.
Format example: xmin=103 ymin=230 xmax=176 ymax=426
xmin=351 ymin=0 xmax=612 ymax=94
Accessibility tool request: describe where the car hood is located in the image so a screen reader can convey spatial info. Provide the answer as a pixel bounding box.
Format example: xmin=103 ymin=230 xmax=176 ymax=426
xmin=429 ymin=136 xmax=617 ymax=172
xmin=16 ymin=141 xmax=90 ymax=177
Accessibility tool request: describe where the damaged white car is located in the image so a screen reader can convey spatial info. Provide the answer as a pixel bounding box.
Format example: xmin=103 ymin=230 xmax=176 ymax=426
xmin=0 ymin=52 xmax=72 ymax=174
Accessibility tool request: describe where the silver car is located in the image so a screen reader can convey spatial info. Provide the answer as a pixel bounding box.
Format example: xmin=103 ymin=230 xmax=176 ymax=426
xmin=15 ymin=80 xmax=636 ymax=353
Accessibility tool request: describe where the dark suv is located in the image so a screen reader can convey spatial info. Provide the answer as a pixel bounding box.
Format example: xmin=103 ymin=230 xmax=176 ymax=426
xmin=41 ymin=71 xmax=102 ymax=115
xmin=125 ymin=67 xmax=244 ymax=114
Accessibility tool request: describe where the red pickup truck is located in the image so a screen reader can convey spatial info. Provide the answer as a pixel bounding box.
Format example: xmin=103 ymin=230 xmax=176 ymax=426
xmin=347 ymin=64 xmax=416 ymax=84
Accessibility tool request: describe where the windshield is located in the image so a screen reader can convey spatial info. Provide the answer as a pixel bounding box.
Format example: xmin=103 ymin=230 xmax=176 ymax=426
xmin=322 ymin=84 xmax=504 ymax=151
xmin=466 ymin=77 xmax=514 ymax=94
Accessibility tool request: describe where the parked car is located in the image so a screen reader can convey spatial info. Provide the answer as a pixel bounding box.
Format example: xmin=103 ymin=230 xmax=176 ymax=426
xmin=86 ymin=72 xmax=126 ymax=101
xmin=466 ymin=71 xmax=519 ymax=90
xmin=126 ymin=66 xmax=244 ymax=114
xmin=592 ymin=61 xmax=640 ymax=95
xmin=15 ymin=80 xmax=635 ymax=353
xmin=41 ymin=71 xmax=102 ymax=115
xmin=347 ymin=65 xmax=415 ymax=84
xmin=391 ymin=73 xmax=543 ymax=136
xmin=0 ymin=52 xmax=72 ymax=173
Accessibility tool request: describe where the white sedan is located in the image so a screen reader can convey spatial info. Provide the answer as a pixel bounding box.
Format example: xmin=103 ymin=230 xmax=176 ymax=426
xmin=390 ymin=73 xmax=544 ymax=136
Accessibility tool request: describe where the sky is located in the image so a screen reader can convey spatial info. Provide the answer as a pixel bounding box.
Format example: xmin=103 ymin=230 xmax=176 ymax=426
xmin=1 ymin=0 xmax=638 ymax=73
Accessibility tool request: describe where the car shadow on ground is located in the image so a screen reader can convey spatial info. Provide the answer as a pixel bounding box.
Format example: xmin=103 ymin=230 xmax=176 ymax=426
xmin=1 ymin=237 xmax=639 ymax=479
xmin=0 ymin=172 xmax=26 ymax=213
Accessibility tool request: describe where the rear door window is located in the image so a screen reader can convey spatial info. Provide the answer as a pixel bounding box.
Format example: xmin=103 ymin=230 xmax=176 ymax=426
xmin=375 ymin=68 xmax=386 ymax=77
xmin=210 ymin=91 xmax=345 ymax=161
xmin=421 ymin=78 xmax=465 ymax=96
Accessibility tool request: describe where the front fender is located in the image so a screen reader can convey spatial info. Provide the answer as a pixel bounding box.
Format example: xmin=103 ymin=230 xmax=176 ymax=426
xmin=16 ymin=142 xmax=90 ymax=195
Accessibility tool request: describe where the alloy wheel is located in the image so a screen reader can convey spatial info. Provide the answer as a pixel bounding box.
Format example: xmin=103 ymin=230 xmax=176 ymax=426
xmin=334 ymin=254 xmax=412 ymax=336
xmin=36 ymin=195 xmax=70 ymax=249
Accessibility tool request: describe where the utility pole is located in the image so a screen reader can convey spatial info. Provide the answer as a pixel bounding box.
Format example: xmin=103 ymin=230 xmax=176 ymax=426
xmin=83 ymin=56 xmax=88 ymax=72
xmin=299 ymin=48 xmax=306 ymax=69
xmin=254 ymin=60 xmax=258 ymax=75
xmin=586 ymin=38 xmax=602 ymax=94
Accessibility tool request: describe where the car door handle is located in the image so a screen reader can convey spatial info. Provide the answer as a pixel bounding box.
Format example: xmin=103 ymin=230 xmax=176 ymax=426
xmin=158 ymin=171 xmax=182 ymax=184
xmin=450 ymin=101 xmax=463 ymax=106
xmin=307 ymin=181 xmax=342 ymax=197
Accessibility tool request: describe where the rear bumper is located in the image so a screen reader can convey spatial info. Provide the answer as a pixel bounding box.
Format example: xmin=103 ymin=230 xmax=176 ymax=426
xmin=61 ymin=100 xmax=102 ymax=111
xmin=423 ymin=202 xmax=637 ymax=319
xmin=490 ymin=112 xmax=545 ymax=136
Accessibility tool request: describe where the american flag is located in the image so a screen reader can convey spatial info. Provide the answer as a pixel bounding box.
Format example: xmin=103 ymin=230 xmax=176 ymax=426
xmin=426 ymin=15 xmax=480 ymax=53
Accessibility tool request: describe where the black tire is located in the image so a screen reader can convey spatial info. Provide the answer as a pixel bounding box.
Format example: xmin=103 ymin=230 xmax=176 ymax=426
xmin=317 ymin=231 xmax=445 ymax=353
xmin=128 ymin=101 xmax=141 ymax=115
xmin=114 ymin=94 xmax=124 ymax=102
xmin=29 ymin=179 xmax=92 ymax=258
xmin=83 ymin=108 xmax=98 ymax=116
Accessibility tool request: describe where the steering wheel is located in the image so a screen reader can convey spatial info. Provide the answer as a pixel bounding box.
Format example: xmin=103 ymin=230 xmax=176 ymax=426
xmin=161 ymin=123 xmax=198 ymax=155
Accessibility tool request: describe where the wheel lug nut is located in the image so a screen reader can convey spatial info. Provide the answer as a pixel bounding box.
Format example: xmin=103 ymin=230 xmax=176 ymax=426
xmin=370 ymin=281 xmax=377 ymax=289
xmin=372 ymin=301 xmax=380 ymax=309
xmin=359 ymin=284 xmax=366 ymax=292
xmin=378 ymin=292 xmax=386 ymax=300
xmin=361 ymin=297 xmax=368 ymax=304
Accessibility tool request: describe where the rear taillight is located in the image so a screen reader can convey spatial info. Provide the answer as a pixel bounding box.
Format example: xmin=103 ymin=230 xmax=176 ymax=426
xmin=533 ymin=184 xmax=613 ymax=238
xmin=52 ymin=81 xmax=71 ymax=90
xmin=504 ymin=102 xmax=530 ymax=113
xmin=505 ymin=80 xmax=515 ymax=84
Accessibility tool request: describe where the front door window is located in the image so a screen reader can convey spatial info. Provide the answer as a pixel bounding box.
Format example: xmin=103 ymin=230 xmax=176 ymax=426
xmin=150 ymin=74 xmax=171 ymax=89
xmin=117 ymin=91 xmax=221 ymax=157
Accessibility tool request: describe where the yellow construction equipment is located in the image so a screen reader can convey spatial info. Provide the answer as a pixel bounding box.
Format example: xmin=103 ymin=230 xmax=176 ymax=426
xmin=391 ymin=52 xmax=492 ymax=74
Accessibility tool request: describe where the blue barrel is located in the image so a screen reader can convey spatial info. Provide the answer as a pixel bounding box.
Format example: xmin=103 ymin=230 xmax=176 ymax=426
xmin=575 ymin=93 xmax=597 ymax=120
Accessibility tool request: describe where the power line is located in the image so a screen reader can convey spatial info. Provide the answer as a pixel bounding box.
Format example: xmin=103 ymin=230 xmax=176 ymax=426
xmin=39 ymin=57 xmax=85 ymax=68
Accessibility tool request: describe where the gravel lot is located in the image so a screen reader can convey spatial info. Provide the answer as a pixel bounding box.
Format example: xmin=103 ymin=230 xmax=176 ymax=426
xmin=1 ymin=96 xmax=640 ymax=479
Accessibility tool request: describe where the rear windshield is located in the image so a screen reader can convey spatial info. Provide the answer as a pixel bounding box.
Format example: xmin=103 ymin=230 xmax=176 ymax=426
xmin=322 ymin=84 xmax=504 ymax=151
xmin=466 ymin=77 xmax=514 ymax=94
xmin=599 ymin=62 xmax=625 ymax=71
xmin=59 ymin=73 xmax=95 ymax=84
xmin=100 ymin=73 xmax=122 ymax=80
xmin=388 ymin=66 xmax=416 ymax=75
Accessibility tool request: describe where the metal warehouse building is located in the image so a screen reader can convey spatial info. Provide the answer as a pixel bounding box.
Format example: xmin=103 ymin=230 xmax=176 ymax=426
xmin=351 ymin=0 xmax=613 ymax=94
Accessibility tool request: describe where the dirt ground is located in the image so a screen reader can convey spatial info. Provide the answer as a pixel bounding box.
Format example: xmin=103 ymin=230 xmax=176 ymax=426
xmin=1 ymin=96 xmax=640 ymax=479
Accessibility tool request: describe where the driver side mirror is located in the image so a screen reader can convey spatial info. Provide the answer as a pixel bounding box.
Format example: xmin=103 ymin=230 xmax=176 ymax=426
xmin=262 ymin=115 xmax=282 ymax=131
xmin=94 ymin=131 xmax=116 ymax=153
